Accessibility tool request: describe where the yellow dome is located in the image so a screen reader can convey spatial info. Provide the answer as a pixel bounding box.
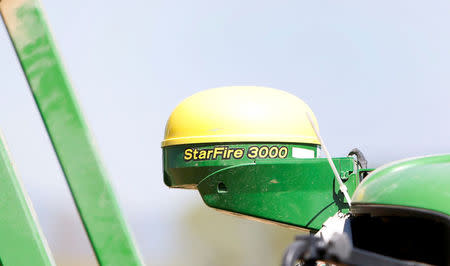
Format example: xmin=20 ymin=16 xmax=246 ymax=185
xmin=162 ymin=86 xmax=320 ymax=147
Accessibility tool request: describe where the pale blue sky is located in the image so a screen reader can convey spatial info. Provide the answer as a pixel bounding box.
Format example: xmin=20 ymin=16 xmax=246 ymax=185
xmin=1 ymin=0 xmax=450 ymax=263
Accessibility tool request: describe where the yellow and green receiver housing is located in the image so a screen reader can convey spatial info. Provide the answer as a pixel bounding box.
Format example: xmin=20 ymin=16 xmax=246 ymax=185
xmin=163 ymin=86 xmax=360 ymax=231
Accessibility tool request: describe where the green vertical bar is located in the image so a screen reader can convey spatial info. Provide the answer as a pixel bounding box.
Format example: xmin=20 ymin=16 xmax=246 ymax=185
xmin=0 ymin=132 xmax=56 ymax=266
xmin=1 ymin=1 xmax=144 ymax=265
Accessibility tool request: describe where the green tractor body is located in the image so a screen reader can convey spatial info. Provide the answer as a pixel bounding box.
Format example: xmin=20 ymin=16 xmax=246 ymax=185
xmin=352 ymin=154 xmax=450 ymax=216
xmin=349 ymin=155 xmax=450 ymax=265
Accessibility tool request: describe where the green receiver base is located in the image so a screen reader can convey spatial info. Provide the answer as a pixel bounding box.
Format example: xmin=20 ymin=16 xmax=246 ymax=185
xmin=164 ymin=143 xmax=360 ymax=231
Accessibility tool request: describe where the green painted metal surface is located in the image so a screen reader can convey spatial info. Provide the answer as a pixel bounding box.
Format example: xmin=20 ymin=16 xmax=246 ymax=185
xmin=1 ymin=1 xmax=144 ymax=265
xmin=0 ymin=133 xmax=56 ymax=266
xmin=164 ymin=143 xmax=319 ymax=188
xmin=198 ymin=158 xmax=358 ymax=230
xmin=164 ymin=143 xmax=359 ymax=230
xmin=352 ymin=154 xmax=450 ymax=216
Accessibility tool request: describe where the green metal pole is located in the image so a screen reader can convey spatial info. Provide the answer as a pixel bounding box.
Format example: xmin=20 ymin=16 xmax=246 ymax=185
xmin=1 ymin=1 xmax=144 ymax=265
xmin=0 ymin=132 xmax=56 ymax=266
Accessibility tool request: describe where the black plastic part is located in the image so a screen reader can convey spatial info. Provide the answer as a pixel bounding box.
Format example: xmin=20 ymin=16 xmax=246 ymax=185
xmin=347 ymin=148 xmax=368 ymax=169
xmin=350 ymin=204 xmax=450 ymax=266
xmin=281 ymin=233 xmax=429 ymax=266
xmin=348 ymin=148 xmax=369 ymax=181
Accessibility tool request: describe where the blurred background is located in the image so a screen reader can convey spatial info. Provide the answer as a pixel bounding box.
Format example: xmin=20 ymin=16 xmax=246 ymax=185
xmin=1 ymin=0 xmax=450 ymax=265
